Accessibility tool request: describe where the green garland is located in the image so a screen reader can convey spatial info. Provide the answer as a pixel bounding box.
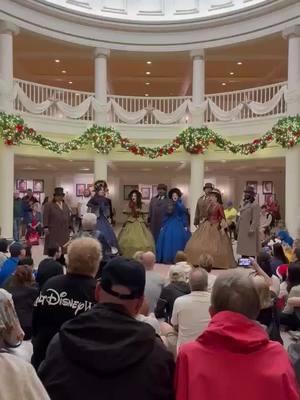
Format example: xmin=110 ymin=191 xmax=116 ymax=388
xmin=0 ymin=112 xmax=300 ymax=158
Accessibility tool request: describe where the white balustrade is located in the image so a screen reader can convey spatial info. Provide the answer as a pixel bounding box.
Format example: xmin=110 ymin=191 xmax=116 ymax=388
xmin=14 ymin=79 xmax=95 ymax=120
xmin=205 ymin=82 xmax=287 ymax=122
xmin=13 ymin=78 xmax=287 ymax=124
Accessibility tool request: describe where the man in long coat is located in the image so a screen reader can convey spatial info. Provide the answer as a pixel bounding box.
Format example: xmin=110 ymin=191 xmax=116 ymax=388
xmin=194 ymin=182 xmax=214 ymax=227
xmin=43 ymin=187 xmax=71 ymax=255
xmin=237 ymin=186 xmax=261 ymax=257
xmin=149 ymin=184 xmax=169 ymax=242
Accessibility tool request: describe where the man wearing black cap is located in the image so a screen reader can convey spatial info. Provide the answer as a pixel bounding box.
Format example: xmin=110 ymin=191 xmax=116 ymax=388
xmin=194 ymin=182 xmax=214 ymax=227
xmin=43 ymin=187 xmax=71 ymax=255
xmin=237 ymin=186 xmax=261 ymax=257
xmin=39 ymin=257 xmax=175 ymax=400
xmin=149 ymin=183 xmax=169 ymax=242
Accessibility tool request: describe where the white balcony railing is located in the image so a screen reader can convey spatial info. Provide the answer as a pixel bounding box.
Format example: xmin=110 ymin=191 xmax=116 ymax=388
xmin=13 ymin=79 xmax=287 ymax=124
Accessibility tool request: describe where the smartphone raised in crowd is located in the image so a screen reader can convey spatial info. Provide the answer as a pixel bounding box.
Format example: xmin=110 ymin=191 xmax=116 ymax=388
xmin=238 ymin=257 xmax=252 ymax=267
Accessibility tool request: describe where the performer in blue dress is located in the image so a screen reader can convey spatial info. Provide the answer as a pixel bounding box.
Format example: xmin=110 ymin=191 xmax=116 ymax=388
xmin=156 ymin=188 xmax=191 ymax=264
xmin=87 ymin=180 xmax=119 ymax=251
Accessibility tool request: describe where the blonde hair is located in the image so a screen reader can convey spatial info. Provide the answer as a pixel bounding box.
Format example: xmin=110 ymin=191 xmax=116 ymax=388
xmin=252 ymin=275 xmax=272 ymax=310
xmin=211 ymin=269 xmax=260 ymax=320
xmin=198 ymin=254 xmax=214 ymax=273
xmin=175 ymin=251 xmax=187 ymax=264
xmin=133 ymin=251 xmax=144 ymax=263
xmin=67 ymin=237 xmax=102 ymax=277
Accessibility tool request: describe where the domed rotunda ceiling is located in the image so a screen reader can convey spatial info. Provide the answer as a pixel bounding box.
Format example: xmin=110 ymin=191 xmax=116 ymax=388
xmin=34 ymin=0 xmax=269 ymax=22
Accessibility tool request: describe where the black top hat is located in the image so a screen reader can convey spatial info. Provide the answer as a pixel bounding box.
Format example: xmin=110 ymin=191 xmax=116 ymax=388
xmin=244 ymin=186 xmax=256 ymax=195
xmin=203 ymin=182 xmax=214 ymax=190
xmin=53 ymin=187 xmax=65 ymax=197
xmin=157 ymin=183 xmax=167 ymax=191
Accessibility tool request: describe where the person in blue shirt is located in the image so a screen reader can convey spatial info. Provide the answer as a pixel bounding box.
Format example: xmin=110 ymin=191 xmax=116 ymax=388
xmin=0 ymin=242 xmax=26 ymax=287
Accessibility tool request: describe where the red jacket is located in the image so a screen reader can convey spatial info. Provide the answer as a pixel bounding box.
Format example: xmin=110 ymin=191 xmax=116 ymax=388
xmin=175 ymin=311 xmax=299 ymax=400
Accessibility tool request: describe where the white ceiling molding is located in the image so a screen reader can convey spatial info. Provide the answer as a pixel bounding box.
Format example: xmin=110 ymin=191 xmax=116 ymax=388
xmin=101 ymin=0 xmax=127 ymax=15
xmin=137 ymin=0 xmax=165 ymax=16
xmin=66 ymin=0 xmax=91 ymax=10
xmin=1 ymin=0 xmax=299 ymax=51
xmin=173 ymin=0 xmax=199 ymax=15
xmin=209 ymin=1 xmax=234 ymax=11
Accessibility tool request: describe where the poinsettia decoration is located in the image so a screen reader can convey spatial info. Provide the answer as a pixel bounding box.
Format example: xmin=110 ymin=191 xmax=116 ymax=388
xmin=0 ymin=112 xmax=299 ymax=158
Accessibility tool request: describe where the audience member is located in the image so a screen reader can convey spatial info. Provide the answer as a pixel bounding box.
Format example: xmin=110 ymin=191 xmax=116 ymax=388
xmin=171 ymin=268 xmax=210 ymax=350
xmin=271 ymin=243 xmax=289 ymax=272
xmin=197 ymin=254 xmax=216 ymax=292
xmin=36 ymin=247 xmax=64 ymax=290
xmin=280 ymin=262 xmax=300 ymax=330
xmin=5 ymin=265 xmax=39 ymax=340
xmin=0 ymin=238 xmax=8 ymax=269
xmin=31 ymin=237 xmax=101 ymax=370
xmin=175 ymin=269 xmax=299 ymax=400
xmin=224 ymin=201 xmax=237 ymax=240
xmin=0 ymin=243 xmax=25 ymax=287
xmin=143 ymin=251 xmax=165 ymax=313
xmin=256 ymin=251 xmax=280 ymax=297
xmin=133 ymin=250 xmax=144 ymax=262
xmin=155 ymin=264 xmax=190 ymax=322
xmin=39 ymin=257 xmax=174 ymax=400
xmin=0 ymin=289 xmax=49 ymax=400
xmin=174 ymin=251 xmax=191 ymax=279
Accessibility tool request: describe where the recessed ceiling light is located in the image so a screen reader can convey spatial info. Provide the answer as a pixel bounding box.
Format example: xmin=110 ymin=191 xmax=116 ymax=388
xmin=230 ymin=72 xmax=234 ymax=75
xmin=146 ymin=71 xmax=151 ymax=75
xmin=146 ymin=61 xmax=152 ymax=64
xmin=222 ymin=82 xmax=226 ymax=86
xmin=237 ymin=61 xmax=243 ymax=65
xmin=55 ymin=59 xmax=60 ymax=63
xmin=75 ymin=93 xmax=80 ymax=96
xmin=61 ymin=70 xmax=67 ymax=74
xmin=145 ymin=82 xmax=150 ymax=85
xmin=80 ymin=168 xmax=90 ymax=171
xmin=145 ymin=93 xmax=149 ymax=97
xmin=68 ymin=81 xmax=73 ymax=84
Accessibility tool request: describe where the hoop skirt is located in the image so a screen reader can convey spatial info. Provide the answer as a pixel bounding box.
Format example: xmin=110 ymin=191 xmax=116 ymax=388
xmin=185 ymin=204 xmax=236 ymax=269
xmin=87 ymin=195 xmax=119 ymax=249
xmin=156 ymin=200 xmax=191 ymax=264
xmin=118 ymin=206 xmax=155 ymax=258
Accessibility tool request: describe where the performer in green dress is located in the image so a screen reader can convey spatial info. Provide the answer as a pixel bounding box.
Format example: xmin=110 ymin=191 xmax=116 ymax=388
xmin=118 ymin=190 xmax=155 ymax=258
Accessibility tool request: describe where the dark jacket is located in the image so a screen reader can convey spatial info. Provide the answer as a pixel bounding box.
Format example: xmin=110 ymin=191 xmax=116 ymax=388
xmin=31 ymin=273 xmax=96 ymax=370
xmin=155 ymin=281 xmax=191 ymax=322
xmin=6 ymin=284 xmax=39 ymax=339
xmin=39 ymin=303 xmax=175 ymax=400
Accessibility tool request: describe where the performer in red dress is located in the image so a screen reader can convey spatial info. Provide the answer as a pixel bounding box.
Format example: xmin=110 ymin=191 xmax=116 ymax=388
xmin=185 ymin=189 xmax=236 ymax=268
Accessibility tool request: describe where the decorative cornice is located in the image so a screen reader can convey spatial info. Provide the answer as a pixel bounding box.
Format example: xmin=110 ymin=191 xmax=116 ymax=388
xmin=0 ymin=20 xmax=19 ymax=35
xmin=283 ymin=24 xmax=300 ymax=39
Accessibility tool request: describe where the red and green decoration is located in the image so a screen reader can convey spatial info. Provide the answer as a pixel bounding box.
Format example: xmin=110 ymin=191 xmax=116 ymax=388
xmin=0 ymin=112 xmax=300 ymax=159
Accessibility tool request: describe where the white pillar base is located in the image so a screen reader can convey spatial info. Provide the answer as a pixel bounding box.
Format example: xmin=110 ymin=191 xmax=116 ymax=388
xmin=189 ymin=155 xmax=204 ymax=231
xmin=0 ymin=143 xmax=14 ymax=239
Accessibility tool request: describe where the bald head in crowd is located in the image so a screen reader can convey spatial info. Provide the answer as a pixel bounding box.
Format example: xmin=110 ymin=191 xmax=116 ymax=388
xmin=82 ymin=213 xmax=97 ymax=231
xmin=142 ymin=252 xmax=156 ymax=270
xmin=189 ymin=267 xmax=208 ymax=292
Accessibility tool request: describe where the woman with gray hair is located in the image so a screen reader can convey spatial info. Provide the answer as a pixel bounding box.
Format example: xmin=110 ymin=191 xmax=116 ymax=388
xmin=155 ymin=264 xmax=190 ymax=322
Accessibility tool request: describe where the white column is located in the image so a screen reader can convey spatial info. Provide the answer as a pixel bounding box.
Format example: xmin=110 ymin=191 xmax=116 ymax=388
xmin=189 ymin=155 xmax=204 ymax=231
xmin=283 ymin=25 xmax=300 ymax=238
xmin=0 ymin=21 xmax=19 ymax=112
xmin=190 ymin=49 xmax=205 ymax=127
xmin=94 ymin=48 xmax=110 ymax=125
xmin=0 ymin=143 xmax=14 ymax=238
xmin=94 ymin=154 xmax=108 ymax=182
